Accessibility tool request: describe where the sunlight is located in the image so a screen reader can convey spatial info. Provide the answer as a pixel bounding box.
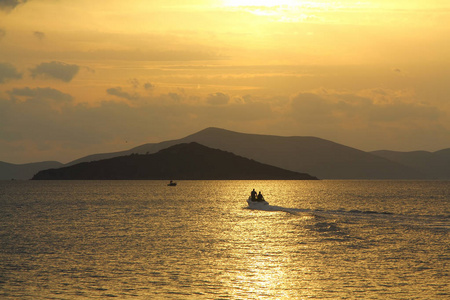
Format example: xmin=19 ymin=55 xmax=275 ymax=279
xmin=221 ymin=0 xmax=334 ymax=22
xmin=222 ymin=0 xmax=335 ymax=8
xmin=223 ymin=0 xmax=298 ymax=6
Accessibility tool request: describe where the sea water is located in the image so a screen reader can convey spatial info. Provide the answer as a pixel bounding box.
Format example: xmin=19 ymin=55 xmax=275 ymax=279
xmin=0 ymin=180 xmax=448 ymax=299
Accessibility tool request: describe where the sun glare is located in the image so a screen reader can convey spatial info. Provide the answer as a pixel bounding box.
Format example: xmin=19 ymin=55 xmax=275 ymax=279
xmin=222 ymin=0 xmax=353 ymax=10
xmin=223 ymin=0 xmax=298 ymax=7
xmin=221 ymin=0 xmax=326 ymax=22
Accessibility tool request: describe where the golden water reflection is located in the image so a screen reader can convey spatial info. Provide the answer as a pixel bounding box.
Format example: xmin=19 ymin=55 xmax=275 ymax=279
xmin=1 ymin=180 xmax=448 ymax=299
xmin=203 ymin=181 xmax=314 ymax=299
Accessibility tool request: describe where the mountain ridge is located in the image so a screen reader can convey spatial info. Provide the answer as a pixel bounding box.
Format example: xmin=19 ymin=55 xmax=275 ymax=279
xmin=371 ymin=149 xmax=450 ymax=179
xmin=32 ymin=142 xmax=318 ymax=180
xmin=2 ymin=127 xmax=449 ymax=180
xmin=118 ymin=127 xmax=425 ymax=179
xmin=0 ymin=161 xmax=64 ymax=180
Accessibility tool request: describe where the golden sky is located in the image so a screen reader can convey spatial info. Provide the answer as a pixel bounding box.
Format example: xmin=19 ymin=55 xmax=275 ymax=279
xmin=1 ymin=0 xmax=449 ymax=163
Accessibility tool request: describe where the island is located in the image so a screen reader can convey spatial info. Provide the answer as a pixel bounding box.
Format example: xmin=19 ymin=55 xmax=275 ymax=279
xmin=32 ymin=142 xmax=318 ymax=180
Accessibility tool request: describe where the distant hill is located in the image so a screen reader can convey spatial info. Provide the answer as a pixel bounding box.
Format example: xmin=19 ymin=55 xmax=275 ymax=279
xmin=66 ymin=127 xmax=424 ymax=179
xmin=4 ymin=127 xmax=447 ymax=180
xmin=371 ymin=149 xmax=450 ymax=179
xmin=32 ymin=142 xmax=318 ymax=180
xmin=0 ymin=161 xmax=63 ymax=180
xmin=177 ymin=128 xmax=426 ymax=179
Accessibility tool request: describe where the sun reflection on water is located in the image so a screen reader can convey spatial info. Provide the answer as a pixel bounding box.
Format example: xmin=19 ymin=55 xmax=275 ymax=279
xmin=1 ymin=180 xmax=448 ymax=299
xmin=222 ymin=218 xmax=293 ymax=298
xmin=206 ymin=181 xmax=311 ymax=298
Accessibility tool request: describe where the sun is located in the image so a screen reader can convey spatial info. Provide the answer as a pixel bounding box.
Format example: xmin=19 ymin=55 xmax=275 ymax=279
xmin=222 ymin=0 xmax=298 ymax=7
xmin=221 ymin=0 xmax=316 ymax=22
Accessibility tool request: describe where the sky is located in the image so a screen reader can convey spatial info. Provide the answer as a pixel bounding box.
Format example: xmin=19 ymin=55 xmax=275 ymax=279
xmin=1 ymin=0 xmax=449 ymax=164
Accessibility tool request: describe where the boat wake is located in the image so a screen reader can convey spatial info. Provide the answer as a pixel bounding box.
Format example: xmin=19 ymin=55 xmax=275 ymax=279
xmin=245 ymin=203 xmax=308 ymax=214
xmin=245 ymin=202 xmax=448 ymax=231
xmin=245 ymin=202 xmax=396 ymax=219
xmin=244 ymin=196 xmax=448 ymax=232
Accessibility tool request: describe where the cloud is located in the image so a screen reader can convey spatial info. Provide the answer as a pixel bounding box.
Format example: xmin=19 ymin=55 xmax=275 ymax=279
xmin=52 ymin=47 xmax=224 ymax=63
xmin=1 ymin=88 xmax=73 ymax=146
xmin=30 ymin=61 xmax=80 ymax=82
xmin=0 ymin=0 xmax=28 ymax=12
xmin=199 ymin=100 xmax=272 ymax=122
xmin=106 ymin=87 xmax=138 ymax=101
xmin=1 ymin=86 xmax=449 ymax=164
xmin=290 ymin=91 xmax=441 ymax=126
xmin=128 ymin=78 xmax=139 ymax=89
xmin=8 ymin=87 xmax=73 ymax=102
xmin=0 ymin=91 xmax=273 ymax=160
xmin=168 ymin=92 xmax=181 ymax=102
xmin=33 ymin=31 xmax=45 ymax=41
xmin=207 ymin=92 xmax=230 ymax=105
xmin=290 ymin=93 xmax=336 ymax=124
xmin=144 ymin=82 xmax=154 ymax=90
xmin=126 ymin=79 xmax=154 ymax=91
xmin=0 ymin=62 xmax=22 ymax=83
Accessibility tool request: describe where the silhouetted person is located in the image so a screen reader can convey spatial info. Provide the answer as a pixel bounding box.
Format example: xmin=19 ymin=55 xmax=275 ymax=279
xmin=250 ymin=189 xmax=257 ymax=201
xmin=257 ymin=191 xmax=264 ymax=202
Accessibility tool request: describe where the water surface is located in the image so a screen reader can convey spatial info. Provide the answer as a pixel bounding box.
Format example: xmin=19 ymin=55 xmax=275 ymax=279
xmin=0 ymin=180 xmax=448 ymax=299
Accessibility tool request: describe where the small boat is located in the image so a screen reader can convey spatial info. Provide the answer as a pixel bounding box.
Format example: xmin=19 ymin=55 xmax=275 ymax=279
xmin=167 ymin=181 xmax=177 ymax=186
xmin=247 ymin=196 xmax=269 ymax=207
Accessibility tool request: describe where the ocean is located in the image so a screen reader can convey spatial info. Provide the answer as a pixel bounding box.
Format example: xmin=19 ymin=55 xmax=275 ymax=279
xmin=0 ymin=180 xmax=448 ymax=299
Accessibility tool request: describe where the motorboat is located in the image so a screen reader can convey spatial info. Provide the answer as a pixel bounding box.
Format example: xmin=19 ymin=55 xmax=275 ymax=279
xmin=167 ymin=181 xmax=177 ymax=186
xmin=247 ymin=196 xmax=269 ymax=207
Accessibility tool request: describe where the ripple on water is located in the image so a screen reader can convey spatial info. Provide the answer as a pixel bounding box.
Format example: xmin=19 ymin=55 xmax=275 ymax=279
xmin=0 ymin=180 xmax=448 ymax=299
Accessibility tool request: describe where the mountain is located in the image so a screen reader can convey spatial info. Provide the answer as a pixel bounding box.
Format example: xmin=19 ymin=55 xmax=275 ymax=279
xmin=3 ymin=127 xmax=442 ymax=180
xmin=371 ymin=149 xmax=450 ymax=179
xmin=65 ymin=127 xmax=423 ymax=179
xmin=0 ymin=161 xmax=64 ymax=180
xmin=178 ymin=128 xmax=425 ymax=179
xmin=32 ymin=142 xmax=318 ymax=180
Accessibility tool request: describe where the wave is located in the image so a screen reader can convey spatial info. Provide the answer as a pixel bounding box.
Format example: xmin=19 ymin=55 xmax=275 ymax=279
xmin=244 ymin=203 xmax=449 ymax=234
xmin=245 ymin=204 xmax=309 ymax=214
xmin=245 ymin=204 xmax=392 ymax=217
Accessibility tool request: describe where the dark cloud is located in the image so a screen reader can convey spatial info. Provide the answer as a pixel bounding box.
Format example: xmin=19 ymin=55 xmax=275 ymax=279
xmin=144 ymin=82 xmax=154 ymax=90
xmin=162 ymin=92 xmax=182 ymax=102
xmin=83 ymin=66 xmax=95 ymax=74
xmin=106 ymin=87 xmax=138 ymax=101
xmin=33 ymin=31 xmax=45 ymax=41
xmin=0 ymin=62 xmax=22 ymax=83
xmin=30 ymin=61 xmax=80 ymax=82
xmin=0 ymin=91 xmax=272 ymax=148
xmin=1 ymin=87 xmax=448 ymax=163
xmin=86 ymin=48 xmax=222 ymax=62
xmin=291 ymin=91 xmax=440 ymax=125
xmin=368 ymin=101 xmax=440 ymax=122
xmin=207 ymin=92 xmax=229 ymax=105
xmin=199 ymin=100 xmax=272 ymax=122
xmin=128 ymin=78 xmax=139 ymax=89
xmin=0 ymin=0 xmax=28 ymax=12
xmin=8 ymin=87 xmax=73 ymax=102
xmin=291 ymin=93 xmax=336 ymax=124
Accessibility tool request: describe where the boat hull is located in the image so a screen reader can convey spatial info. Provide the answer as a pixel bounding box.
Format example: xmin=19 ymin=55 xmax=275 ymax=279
xmin=247 ymin=197 xmax=269 ymax=207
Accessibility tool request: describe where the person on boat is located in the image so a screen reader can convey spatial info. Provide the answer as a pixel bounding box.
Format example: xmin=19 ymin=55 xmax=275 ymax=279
xmin=257 ymin=191 xmax=265 ymax=202
xmin=250 ymin=189 xmax=257 ymax=201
